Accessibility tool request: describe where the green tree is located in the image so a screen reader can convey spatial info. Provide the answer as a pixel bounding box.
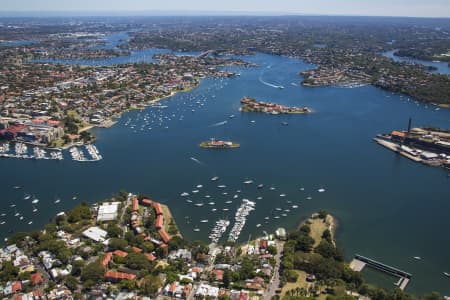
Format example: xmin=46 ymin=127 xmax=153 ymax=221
xmin=126 ymin=252 xmax=151 ymax=270
xmin=65 ymin=275 xmax=79 ymax=291
xmin=81 ymin=262 xmax=104 ymax=282
xmin=108 ymin=238 xmax=128 ymax=251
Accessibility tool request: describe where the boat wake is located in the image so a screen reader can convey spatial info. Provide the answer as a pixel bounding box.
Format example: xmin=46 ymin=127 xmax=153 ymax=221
xmin=209 ymin=120 xmax=228 ymax=127
xmin=190 ymin=157 xmax=204 ymax=165
xmin=258 ymin=76 xmax=284 ymax=89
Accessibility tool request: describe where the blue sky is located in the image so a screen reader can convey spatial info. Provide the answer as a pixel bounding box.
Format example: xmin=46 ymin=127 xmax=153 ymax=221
xmin=1 ymin=0 xmax=450 ymax=17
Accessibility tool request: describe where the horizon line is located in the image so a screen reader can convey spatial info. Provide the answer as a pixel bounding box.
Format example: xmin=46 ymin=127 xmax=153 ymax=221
xmin=0 ymin=10 xmax=449 ymax=19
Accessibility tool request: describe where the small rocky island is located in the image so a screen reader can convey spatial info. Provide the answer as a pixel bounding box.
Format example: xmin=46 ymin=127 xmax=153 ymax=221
xmin=240 ymin=96 xmax=311 ymax=114
xmin=200 ymin=138 xmax=240 ymax=149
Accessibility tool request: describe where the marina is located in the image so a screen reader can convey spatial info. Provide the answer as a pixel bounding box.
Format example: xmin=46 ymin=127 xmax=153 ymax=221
xmin=0 ymin=142 xmax=101 ymax=162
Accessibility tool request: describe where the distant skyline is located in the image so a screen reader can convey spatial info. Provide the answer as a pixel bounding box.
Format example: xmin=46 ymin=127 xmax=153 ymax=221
xmin=1 ymin=0 xmax=450 ymax=18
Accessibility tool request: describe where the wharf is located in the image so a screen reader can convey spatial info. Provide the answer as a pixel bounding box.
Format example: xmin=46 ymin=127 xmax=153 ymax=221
xmin=350 ymin=254 xmax=412 ymax=291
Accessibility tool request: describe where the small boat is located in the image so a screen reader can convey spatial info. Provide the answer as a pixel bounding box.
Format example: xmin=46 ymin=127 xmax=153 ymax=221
xmin=257 ymin=196 xmax=263 ymax=200
xmin=200 ymin=220 xmax=208 ymax=223
xmin=212 ymin=208 xmax=217 ymax=212
xmin=32 ymin=207 xmax=38 ymax=212
xmin=192 ymin=190 xmax=199 ymax=194
xmin=250 ymin=120 xmax=256 ymax=123
xmin=222 ymin=192 xmax=228 ymax=195
xmin=264 ymin=216 xmax=270 ymax=220
xmin=225 ymin=200 xmax=233 ymax=204
xmin=257 ymin=184 xmax=264 ymax=189
xmin=28 ymin=221 xmax=33 ymax=225
xmin=229 ymin=115 xmax=235 ymax=118
xmin=208 ymin=202 xmax=215 ymax=205
xmin=32 ymin=198 xmax=39 ymax=204
xmin=193 ymin=228 xmax=200 ymax=232
xmin=300 ymin=187 xmax=305 ymax=191
xmin=413 ymin=256 xmax=421 ymax=260
xmin=13 ymin=186 xmax=21 ymax=189
xmin=180 ymin=192 xmax=189 ymax=197
xmin=205 ymin=195 xmax=211 ymax=198
xmin=318 ymin=188 xmax=326 ymax=193
xmin=19 ymin=216 xmax=24 ymax=220
xmin=256 ymin=224 xmax=262 ymax=228
xmin=223 ymin=208 xmax=229 ymax=211
xmin=0 ymin=221 xmax=5 ymax=225
xmin=217 ymin=185 xmax=226 ymax=188
xmin=274 ymin=216 xmax=280 ymax=219
xmin=72 ymin=196 xmax=77 ymax=200
xmin=281 ymin=122 xmax=288 ymax=126
xmin=307 ymin=196 xmax=312 ymax=200
xmin=14 ymin=212 xmax=20 ymax=217
xmin=280 ymin=194 xmax=286 ymax=197
xmin=275 ymin=208 xmax=282 ymax=211
xmin=194 ymin=203 xmax=204 ymax=207
xmin=24 ymin=194 xmax=31 ymax=200
xmin=233 ymin=194 xmax=239 ymax=199
xmin=243 ymin=180 xmax=254 ymax=184
xmin=292 ymin=205 xmax=298 ymax=209
xmin=10 ymin=204 xmax=16 ymax=208
xmin=269 ymin=186 xmax=276 ymax=190
xmin=196 ymin=184 xmax=203 ymax=188
xmin=186 ymin=199 xmax=193 ymax=203
xmin=211 ymin=176 xmax=219 ymax=181
xmin=54 ymin=198 xmax=61 ymax=204
xmin=443 ymin=272 xmax=450 ymax=277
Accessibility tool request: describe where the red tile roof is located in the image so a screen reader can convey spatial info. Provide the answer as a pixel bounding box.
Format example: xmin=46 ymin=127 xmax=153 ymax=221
xmin=141 ymin=198 xmax=153 ymax=206
xmin=12 ymin=281 xmax=22 ymax=293
xmin=155 ymin=214 xmax=164 ymax=229
xmin=152 ymin=202 xmax=163 ymax=215
xmin=30 ymin=272 xmax=43 ymax=285
xmin=101 ymin=252 xmax=113 ymax=266
xmin=158 ymin=229 xmax=170 ymax=244
xmin=132 ymin=197 xmax=139 ymax=211
xmin=144 ymin=253 xmax=156 ymax=262
xmin=132 ymin=246 xmax=142 ymax=253
xmin=113 ymin=250 xmax=128 ymax=258
xmin=104 ymin=271 xmax=136 ymax=281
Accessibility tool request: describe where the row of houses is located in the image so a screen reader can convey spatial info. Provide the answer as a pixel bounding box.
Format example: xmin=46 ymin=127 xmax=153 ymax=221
xmin=131 ymin=196 xmax=171 ymax=246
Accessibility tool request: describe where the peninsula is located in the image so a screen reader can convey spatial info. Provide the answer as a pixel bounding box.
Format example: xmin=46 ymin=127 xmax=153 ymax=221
xmin=0 ymin=203 xmax=443 ymax=300
xmin=240 ymin=97 xmax=311 ymax=114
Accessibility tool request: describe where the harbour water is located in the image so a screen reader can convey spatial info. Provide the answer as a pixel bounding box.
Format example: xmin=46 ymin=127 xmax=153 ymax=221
xmin=0 ymin=51 xmax=449 ymax=295
xmin=383 ymin=50 xmax=450 ymax=75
